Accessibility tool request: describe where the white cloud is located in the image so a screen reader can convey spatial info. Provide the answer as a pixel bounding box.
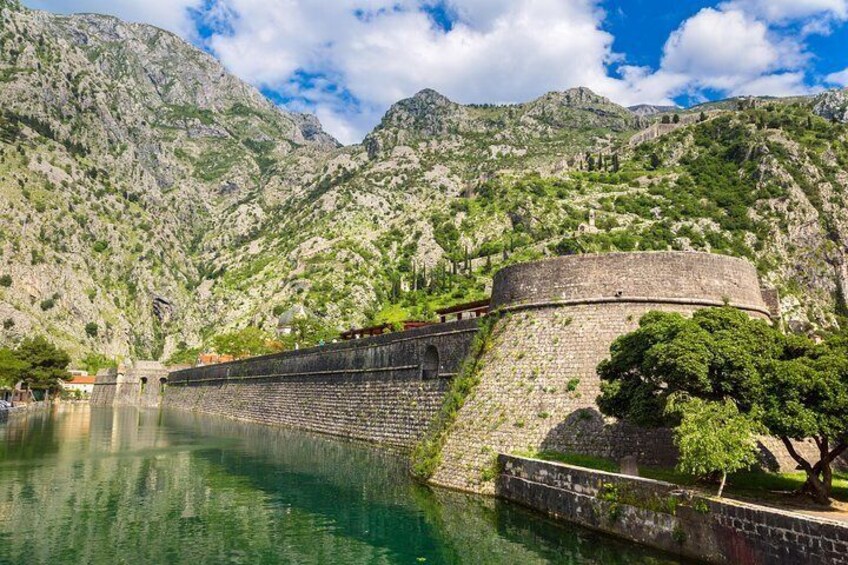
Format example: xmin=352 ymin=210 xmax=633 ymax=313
xmin=729 ymin=72 xmax=814 ymax=97
xmin=721 ymin=0 xmax=848 ymax=24
xmin=201 ymin=0 xmax=623 ymax=142
xmin=658 ymin=8 xmax=806 ymax=92
xmin=826 ymin=67 xmax=848 ymax=86
xmin=26 ymin=0 xmax=202 ymax=36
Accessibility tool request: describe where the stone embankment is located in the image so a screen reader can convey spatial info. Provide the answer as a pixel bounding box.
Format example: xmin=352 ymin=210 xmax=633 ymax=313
xmin=498 ymin=455 xmax=848 ymax=565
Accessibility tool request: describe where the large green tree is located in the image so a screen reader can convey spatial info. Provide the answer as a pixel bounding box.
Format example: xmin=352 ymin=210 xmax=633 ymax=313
xmin=15 ymin=336 xmax=71 ymax=394
xmin=0 ymin=347 xmax=27 ymax=390
xmin=597 ymin=307 xmax=848 ymax=504
xmin=212 ymin=327 xmax=274 ymax=358
xmin=668 ymin=396 xmax=763 ymax=497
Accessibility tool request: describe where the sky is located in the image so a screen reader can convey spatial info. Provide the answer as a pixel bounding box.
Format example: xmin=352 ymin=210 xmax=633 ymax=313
xmin=24 ymin=0 xmax=848 ymax=144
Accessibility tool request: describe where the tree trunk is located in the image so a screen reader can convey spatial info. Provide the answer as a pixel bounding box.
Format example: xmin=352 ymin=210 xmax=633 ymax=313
xmin=800 ymin=474 xmax=832 ymax=506
xmin=717 ymin=471 xmax=727 ymax=498
xmin=779 ymin=436 xmax=844 ymax=505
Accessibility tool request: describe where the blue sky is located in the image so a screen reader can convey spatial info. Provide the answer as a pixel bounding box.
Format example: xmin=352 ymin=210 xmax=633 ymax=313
xmin=25 ymin=0 xmax=848 ymax=143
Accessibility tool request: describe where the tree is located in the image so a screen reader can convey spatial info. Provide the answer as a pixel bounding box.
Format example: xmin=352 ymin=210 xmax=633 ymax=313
xmin=597 ymin=307 xmax=848 ymax=504
xmin=81 ymin=352 xmax=116 ymax=375
xmin=0 ymin=347 xmax=27 ymax=390
xmin=15 ymin=336 xmax=71 ymax=394
xmin=212 ymin=327 xmax=273 ymax=358
xmin=661 ymin=115 xmax=671 ymax=124
xmin=699 ymin=111 xmax=707 ymax=122
xmin=668 ymin=396 xmax=762 ymax=497
xmin=278 ymin=316 xmax=337 ymax=350
xmin=649 ymin=153 xmax=662 ymax=170
xmin=672 ymin=113 xmax=680 ymax=124
xmin=84 ymin=322 xmax=99 ymax=338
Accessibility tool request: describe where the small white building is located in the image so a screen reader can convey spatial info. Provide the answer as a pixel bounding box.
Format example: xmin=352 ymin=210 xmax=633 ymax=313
xmin=277 ymin=305 xmax=309 ymax=335
xmin=62 ymin=371 xmax=95 ymax=397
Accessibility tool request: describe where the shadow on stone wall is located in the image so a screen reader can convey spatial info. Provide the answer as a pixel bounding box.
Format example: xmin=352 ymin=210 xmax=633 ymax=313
xmin=540 ymin=408 xmax=678 ymax=468
xmin=541 ymin=408 xmax=845 ymax=474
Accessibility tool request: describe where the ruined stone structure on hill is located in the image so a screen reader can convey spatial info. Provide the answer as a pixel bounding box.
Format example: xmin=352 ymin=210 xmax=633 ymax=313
xmin=92 ymin=251 xmax=816 ymax=491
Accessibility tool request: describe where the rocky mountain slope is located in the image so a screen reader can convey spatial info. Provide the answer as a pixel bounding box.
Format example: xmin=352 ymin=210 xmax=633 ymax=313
xmin=1 ymin=0 xmax=847 ymax=362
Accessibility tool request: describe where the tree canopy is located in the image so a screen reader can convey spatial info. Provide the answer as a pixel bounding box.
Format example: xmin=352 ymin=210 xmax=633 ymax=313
xmin=212 ymin=327 xmax=274 ymax=358
xmin=16 ymin=336 xmax=71 ymax=391
xmin=597 ymin=307 xmax=848 ymax=504
xmin=0 ymin=347 xmax=27 ymax=389
xmin=668 ymin=396 xmax=763 ymax=497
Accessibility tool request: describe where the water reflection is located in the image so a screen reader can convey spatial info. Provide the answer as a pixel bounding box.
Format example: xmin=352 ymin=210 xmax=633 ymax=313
xmin=0 ymin=406 xmax=685 ymax=564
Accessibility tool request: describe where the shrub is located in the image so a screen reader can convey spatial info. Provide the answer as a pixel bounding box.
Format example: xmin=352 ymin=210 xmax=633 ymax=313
xmin=0 ymin=274 xmax=11 ymax=287
xmin=40 ymin=298 xmax=55 ymax=311
xmin=84 ymin=322 xmax=98 ymax=338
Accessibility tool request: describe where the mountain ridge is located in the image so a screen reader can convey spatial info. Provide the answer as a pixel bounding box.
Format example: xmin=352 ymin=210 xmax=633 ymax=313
xmin=1 ymin=1 xmax=848 ymax=365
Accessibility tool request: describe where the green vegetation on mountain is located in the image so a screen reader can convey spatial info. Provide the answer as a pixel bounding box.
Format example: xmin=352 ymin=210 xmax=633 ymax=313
xmin=0 ymin=1 xmax=847 ymax=364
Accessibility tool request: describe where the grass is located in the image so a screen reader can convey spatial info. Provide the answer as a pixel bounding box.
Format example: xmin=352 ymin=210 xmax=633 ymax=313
xmin=410 ymin=315 xmax=497 ymax=480
xmin=516 ymin=449 xmax=848 ymax=504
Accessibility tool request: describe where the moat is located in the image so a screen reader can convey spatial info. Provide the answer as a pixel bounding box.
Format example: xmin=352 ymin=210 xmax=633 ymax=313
xmin=0 ymin=405 xmax=684 ymax=564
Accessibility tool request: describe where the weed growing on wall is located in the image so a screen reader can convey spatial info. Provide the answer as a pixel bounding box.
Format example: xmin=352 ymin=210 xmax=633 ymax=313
xmin=410 ymin=315 xmax=498 ymax=481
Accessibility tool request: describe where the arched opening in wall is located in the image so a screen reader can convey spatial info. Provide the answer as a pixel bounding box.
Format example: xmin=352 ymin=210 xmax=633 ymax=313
xmin=422 ymin=345 xmax=440 ymax=380
xmin=159 ymin=377 xmax=168 ymax=396
xmin=140 ymin=377 xmax=148 ymax=395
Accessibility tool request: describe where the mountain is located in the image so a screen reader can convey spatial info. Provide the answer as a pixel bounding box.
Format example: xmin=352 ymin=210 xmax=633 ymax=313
xmin=627 ymin=104 xmax=680 ymax=117
xmin=0 ymin=0 xmax=337 ymax=359
xmin=1 ymin=0 xmax=848 ymax=363
xmin=814 ymin=89 xmax=848 ymax=124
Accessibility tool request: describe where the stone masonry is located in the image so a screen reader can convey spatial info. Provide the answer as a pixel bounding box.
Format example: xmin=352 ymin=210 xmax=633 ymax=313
xmin=430 ymin=252 xmax=777 ymax=494
xmin=499 ymin=455 xmax=848 ymax=565
xmin=90 ymin=360 xmax=170 ymax=407
xmin=163 ymin=319 xmax=479 ymax=449
xmin=101 ymin=251 xmax=824 ymax=493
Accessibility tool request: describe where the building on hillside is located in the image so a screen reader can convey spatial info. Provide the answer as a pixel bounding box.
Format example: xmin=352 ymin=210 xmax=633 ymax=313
xmin=340 ymin=320 xmax=432 ymax=341
xmin=1 ymin=382 xmax=33 ymax=405
xmin=196 ymin=353 xmax=234 ymax=366
xmin=62 ymin=372 xmax=96 ymax=397
xmin=277 ymin=305 xmax=309 ymax=335
xmin=436 ymin=299 xmax=490 ymax=323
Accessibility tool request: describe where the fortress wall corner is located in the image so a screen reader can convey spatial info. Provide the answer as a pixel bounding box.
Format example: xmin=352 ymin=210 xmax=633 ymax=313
xmin=430 ymin=252 xmax=772 ymax=494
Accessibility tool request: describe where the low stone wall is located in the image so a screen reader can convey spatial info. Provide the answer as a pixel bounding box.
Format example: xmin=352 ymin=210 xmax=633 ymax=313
xmin=0 ymin=401 xmax=51 ymax=422
xmin=163 ymin=319 xmax=479 ymax=449
xmin=498 ymin=455 xmax=848 ymax=565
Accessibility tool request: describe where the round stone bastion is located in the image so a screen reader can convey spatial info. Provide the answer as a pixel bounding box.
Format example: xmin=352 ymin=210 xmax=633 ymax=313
xmin=490 ymin=251 xmax=770 ymax=318
xmin=431 ymin=252 xmax=775 ymax=494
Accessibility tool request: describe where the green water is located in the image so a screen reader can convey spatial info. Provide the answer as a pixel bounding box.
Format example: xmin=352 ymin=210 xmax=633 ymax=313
xmin=0 ymin=406 xmax=684 ymax=564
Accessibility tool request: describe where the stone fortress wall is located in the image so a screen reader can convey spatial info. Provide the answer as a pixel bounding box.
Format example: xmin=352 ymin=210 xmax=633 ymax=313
xmin=430 ymin=252 xmax=776 ymax=493
xmin=162 ymin=319 xmax=479 ymax=449
xmin=90 ymin=361 xmax=170 ymax=408
xmin=95 ymin=251 xmax=805 ymax=490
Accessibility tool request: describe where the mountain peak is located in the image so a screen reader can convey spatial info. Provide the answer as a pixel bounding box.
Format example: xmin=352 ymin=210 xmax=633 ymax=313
xmin=363 ymin=88 xmax=464 ymax=156
xmin=410 ymin=88 xmax=452 ymax=103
